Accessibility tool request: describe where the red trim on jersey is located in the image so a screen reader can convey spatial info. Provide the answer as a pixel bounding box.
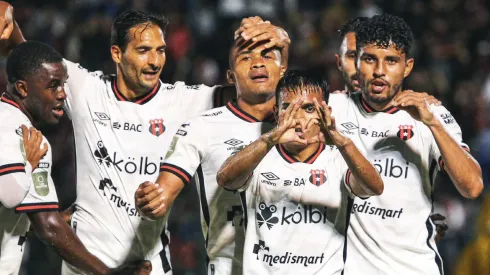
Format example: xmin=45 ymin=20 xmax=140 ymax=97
xmin=277 ymin=143 xmax=326 ymax=164
xmin=0 ymin=163 xmax=25 ymax=176
xmin=0 ymin=95 xmax=21 ymax=109
xmin=345 ymin=169 xmax=352 ymax=186
xmin=160 ymin=163 xmax=191 ymax=184
xmin=360 ymin=96 xmax=399 ymax=114
xmin=226 ymin=101 xmax=275 ymax=123
xmin=15 ymin=203 xmax=59 ymax=213
xmin=111 ymin=77 xmax=161 ymax=105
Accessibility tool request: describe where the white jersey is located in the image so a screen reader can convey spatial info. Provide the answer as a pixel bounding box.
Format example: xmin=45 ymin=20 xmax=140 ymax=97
xmin=241 ymin=144 xmax=346 ymax=275
xmin=61 ymin=60 xmax=218 ymax=274
xmin=330 ymin=93 xmax=467 ymax=275
xmin=162 ymin=101 xmax=274 ymax=275
xmin=0 ymin=97 xmax=58 ymax=274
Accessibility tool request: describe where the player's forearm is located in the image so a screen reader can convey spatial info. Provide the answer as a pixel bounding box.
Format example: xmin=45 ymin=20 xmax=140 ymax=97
xmin=338 ymin=139 xmax=384 ymax=196
xmin=217 ymin=132 xmax=273 ymax=190
xmin=0 ymin=20 xmax=26 ymax=56
xmin=155 ymin=172 xmax=185 ymax=217
xmin=29 ymin=212 xmax=110 ymax=275
xmin=429 ymin=121 xmax=483 ymax=199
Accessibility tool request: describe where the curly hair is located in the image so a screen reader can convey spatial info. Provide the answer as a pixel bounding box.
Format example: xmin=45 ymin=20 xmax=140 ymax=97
xmin=355 ymin=14 xmax=414 ymax=56
xmin=338 ymin=17 xmax=368 ymax=39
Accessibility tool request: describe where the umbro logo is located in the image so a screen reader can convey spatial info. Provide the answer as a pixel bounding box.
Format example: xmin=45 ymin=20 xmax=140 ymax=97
xmin=224 ymin=138 xmax=243 ymax=147
xmin=261 ymin=172 xmax=280 ymax=181
xmin=94 ymin=112 xmax=110 ymax=120
xmin=341 ymin=122 xmax=358 ymax=130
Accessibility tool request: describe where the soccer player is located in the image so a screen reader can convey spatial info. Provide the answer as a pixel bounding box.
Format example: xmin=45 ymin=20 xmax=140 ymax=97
xmin=0 ymin=3 xmax=290 ymax=274
xmin=334 ymin=17 xmax=368 ymax=94
xmin=0 ymin=41 xmax=151 ymax=275
xmin=134 ymin=29 xmax=288 ymax=274
xmin=216 ymin=70 xmax=384 ymax=274
xmin=329 ymin=14 xmax=483 ymax=274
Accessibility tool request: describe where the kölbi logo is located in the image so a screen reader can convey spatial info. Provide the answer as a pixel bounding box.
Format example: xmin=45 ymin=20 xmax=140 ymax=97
xmin=257 ymin=202 xmax=279 ymax=229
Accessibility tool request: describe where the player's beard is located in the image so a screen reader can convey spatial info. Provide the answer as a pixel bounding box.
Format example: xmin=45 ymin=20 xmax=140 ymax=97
xmin=363 ymin=80 xmax=403 ymax=106
xmin=342 ymin=70 xmax=359 ymax=93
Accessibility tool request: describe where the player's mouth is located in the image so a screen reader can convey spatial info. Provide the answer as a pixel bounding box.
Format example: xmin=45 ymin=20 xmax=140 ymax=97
xmin=370 ymin=79 xmax=388 ymax=93
xmin=52 ymin=104 xmax=64 ymax=118
xmin=142 ymin=70 xmax=160 ymax=80
xmin=249 ymin=71 xmax=269 ymax=83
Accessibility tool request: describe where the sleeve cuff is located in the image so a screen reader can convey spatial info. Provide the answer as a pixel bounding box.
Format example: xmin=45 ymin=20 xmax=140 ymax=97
xmin=15 ymin=202 xmax=59 ymax=213
xmin=0 ymin=163 xmax=26 ymax=176
xmin=160 ymin=163 xmax=192 ymax=184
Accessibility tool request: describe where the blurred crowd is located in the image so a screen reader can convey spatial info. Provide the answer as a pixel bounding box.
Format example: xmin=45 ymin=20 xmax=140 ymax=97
xmin=3 ymin=0 xmax=489 ymax=274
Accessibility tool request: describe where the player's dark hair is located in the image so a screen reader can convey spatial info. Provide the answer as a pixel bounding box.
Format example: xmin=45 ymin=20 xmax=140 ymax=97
xmin=355 ymin=14 xmax=414 ymax=56
xmin=275 ymin=70 xmax=329 ymax=107
xmin=6 ymin=41 xmax=63 ymax=83
xmin=111 ymin=10 xmax=169 ymax=52
xmin=338 ymin=17 xmax=368 ymax=39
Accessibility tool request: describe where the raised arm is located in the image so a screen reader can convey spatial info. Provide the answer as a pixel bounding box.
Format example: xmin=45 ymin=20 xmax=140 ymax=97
xmin=217 ymin=100 xmax=305 ymax=190
xmin=313 ymin=98 xmax=384 ymax=197
xmin=0 ymin=1 xmax=26 ymax=56
xmin=393 ymin=91 xmax=483 ymax=199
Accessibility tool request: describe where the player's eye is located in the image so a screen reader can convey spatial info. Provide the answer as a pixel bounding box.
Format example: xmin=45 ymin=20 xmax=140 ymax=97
xmin=305 ymin=105 xmax=315 ymax=113
xmin=386 ymin=59 xmax=398 ymax=65
xmin=241 ymin=56 xmax=251 ymax=61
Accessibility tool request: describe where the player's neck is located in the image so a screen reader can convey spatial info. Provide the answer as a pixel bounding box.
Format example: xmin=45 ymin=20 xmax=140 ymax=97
xmin=361 ymin=93 xmax=393 ymax=111
xmin=236 ymin=96 xmax=275 ymax=121
xmin=2 ymin=91 xmax=38 ymax=127
xmin=115 ymin=73 xmax=154 ymax=100
xmin=284 ymin=142 xmax=320 ymax=162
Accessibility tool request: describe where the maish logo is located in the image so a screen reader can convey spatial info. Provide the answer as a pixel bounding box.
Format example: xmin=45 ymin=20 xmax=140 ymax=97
xmin=32 ymin=172 xmax=49 ymax=196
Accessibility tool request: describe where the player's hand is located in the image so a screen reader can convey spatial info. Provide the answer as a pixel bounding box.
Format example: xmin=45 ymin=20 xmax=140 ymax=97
xmin=135 ymin=181 xmax=166 ymax=220
xmin=265 ymin=98 xmax=307 ymax=146
xmin=22 ymin=125 xmax=48 ymax=169
xmin=0 ymin=1 xmax=14 ymax=40
xmin=234 ymin=16 xmax=268 ymax=39
xmin=392 ymin=90 xmax=441 ymax=126
xmin=235 ymin=18 xmax=290 ymax=52
xmin=430 ymin=213 xmax=448 ymax=243
xmin=108 ymin=260 xmax=152 ymax=275
xmin=311 ymin=98 xmax=351 ymax=148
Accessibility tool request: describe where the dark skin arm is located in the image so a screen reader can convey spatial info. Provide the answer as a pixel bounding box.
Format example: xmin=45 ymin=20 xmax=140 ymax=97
xmin=28 ymin=211 xmax=152 ymax=275
xmin=0 ymin=2 xmax=26 ymax=56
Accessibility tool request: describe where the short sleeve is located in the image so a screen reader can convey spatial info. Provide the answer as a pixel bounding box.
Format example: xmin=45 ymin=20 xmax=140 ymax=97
xmin=429 ymin=105 xmax=469 ymax=171
xmin=0 ymin=130 xmax=30 ymax=208
xmin=63 ymin=59 xmax=103 ymax=117
xmin=331 ymin=149 xmax=355 ymax=198
xmin=175 ymin=83 xmax=218 ymax=118
xmin=160 ymin=118 xmax=206 ymax=184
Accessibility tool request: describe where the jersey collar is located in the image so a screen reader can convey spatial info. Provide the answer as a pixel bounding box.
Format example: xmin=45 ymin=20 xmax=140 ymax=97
xmin=0 ymin=94 xmax=21 ymax=110
xmin=276 ymin=143 xmax=326 ymax=164
xmin=111 ymin=76 xmax=161 ymax=105
xmin=360 ymin=96 xmax=399 ymax=114
xmin=226 ymin=100 xmax=275 ymax=123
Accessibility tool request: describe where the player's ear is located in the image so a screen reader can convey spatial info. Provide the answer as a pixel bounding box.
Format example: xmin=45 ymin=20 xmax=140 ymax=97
xmin=226 ymin=70 xmax=235 ymax=84
xmin=111 ymin=45 xmax=123 ymax=64
xmin=404 ymin=57 xmax=414 ymax=78
xmin=280 ymin=66 xmax=286 ymax=78
xmin=14 ymin=80 xmax=28 ymax=98
xmin=335 ymin=53 xmax=342 ymax=71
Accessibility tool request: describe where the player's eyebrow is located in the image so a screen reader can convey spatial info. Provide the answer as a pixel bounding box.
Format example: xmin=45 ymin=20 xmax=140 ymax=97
xmin=237 ymin=50 xmax=252 ymax=57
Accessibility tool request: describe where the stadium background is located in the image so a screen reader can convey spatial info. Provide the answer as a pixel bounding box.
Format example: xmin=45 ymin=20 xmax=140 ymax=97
xmin=2 ymin=0 xmax=489 ymax=274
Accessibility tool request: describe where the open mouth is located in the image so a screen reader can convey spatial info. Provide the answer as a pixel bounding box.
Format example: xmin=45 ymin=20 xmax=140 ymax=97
xmin=142 ymin=70 xmax=159 ymax=79
xmin=371 ymin=79 xmax=388 ymax=93
xmin=250 ymin=72 xmax=269 ymax=83
xmin=295 ymin=127 xmax=304 ymax=138
xmin=52 ymin=105 xmax=64 ymax=117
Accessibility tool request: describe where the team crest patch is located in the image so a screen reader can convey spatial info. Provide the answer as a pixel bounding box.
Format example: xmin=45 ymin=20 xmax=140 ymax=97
xmin=397 ymin=125 xmax=414 ymax=141
xmin=149 ymin=119 xmax=165 ymax=137
xmin=32 ymin=172 xmax=49 ymax=196
xmin=309 ymin=169 xmax=327 ymax=186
